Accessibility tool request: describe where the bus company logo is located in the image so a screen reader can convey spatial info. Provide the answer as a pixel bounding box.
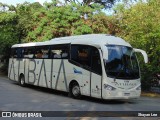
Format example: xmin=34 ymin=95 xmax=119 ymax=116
xmin=73 ymin=68 xmax=82 ymax=74
xmin=124 ymin=80 xmax=129 ymax=83
xmin=2 ymin=112 xmax=11 ymax=117
xmin=115 ymin=82 xmax=137 ymax=87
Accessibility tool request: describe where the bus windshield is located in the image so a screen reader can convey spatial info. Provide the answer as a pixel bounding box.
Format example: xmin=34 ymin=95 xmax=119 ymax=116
xmin=105 ymin=45 xmax=140 ymax=79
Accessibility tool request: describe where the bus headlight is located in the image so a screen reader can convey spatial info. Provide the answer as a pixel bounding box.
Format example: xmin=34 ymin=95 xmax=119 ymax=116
xmin=104 ymin=84 xmax=116 ymax=91
xmin=136 ymin=85 xmax=141 ymax=90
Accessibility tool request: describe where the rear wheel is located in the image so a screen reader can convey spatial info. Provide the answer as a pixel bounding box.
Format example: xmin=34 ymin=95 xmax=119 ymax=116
xmin=71 ymin=83 xmax=81 ymax=99
xmin=19 ymin=75 xmax=25 ymax=87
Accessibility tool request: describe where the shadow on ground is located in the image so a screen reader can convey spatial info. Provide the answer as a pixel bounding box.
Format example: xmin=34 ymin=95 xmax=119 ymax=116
xmin=13 ymin=81 xmax=136 ymax=105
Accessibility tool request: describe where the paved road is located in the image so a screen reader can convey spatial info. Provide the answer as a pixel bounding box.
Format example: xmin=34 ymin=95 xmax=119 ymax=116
xmin=0 ymin=76 xmax=160 ymax=120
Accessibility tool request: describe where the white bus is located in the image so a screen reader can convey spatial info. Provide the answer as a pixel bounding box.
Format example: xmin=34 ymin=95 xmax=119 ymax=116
xmin=8 ymin=34 xmax=148 ymax=99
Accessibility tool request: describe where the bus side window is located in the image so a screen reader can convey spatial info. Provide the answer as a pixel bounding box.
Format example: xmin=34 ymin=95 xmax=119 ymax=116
xmin=36 ymin=50 xmax=43 ymax=58
xmin=35 ymin=46 xmax=50 ymax=59
xmin=61 ymin=50 xmax=68 ymax=58
xmin=23 ymin=48 xmax=28 ymax=58
xmin=11 ymin=48 xmax=16 ymax=58
xmin=50 ymin=44 xmax=69 ymax=59
xmin=17 ymin=48 xmax=23 ymax=58
xmin=11 ymin=48 xmax=22 ymax=58
xmin=23 ymin=47 xmax=35 ymax=58
xmin=91 ymin=47 xmax=102 ymax=75
xmin=71 ymin=45 xmax=91 ymax=68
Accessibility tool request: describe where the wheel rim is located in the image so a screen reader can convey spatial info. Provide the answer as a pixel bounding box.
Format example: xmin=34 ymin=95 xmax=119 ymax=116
xmin=20 ymin=77 xmax=25 ymax=85
xmin=72 ymin=86 xmax=80 ymax=96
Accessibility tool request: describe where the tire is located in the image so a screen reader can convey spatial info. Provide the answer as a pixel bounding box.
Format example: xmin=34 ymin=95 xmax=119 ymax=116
xmin=71 ymin=83 xmax=81 ymax=99
xmin=19 ymin=75 xmax=25 ymax=87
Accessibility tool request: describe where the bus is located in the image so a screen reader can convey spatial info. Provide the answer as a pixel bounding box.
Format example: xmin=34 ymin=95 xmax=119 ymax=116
xmin=8 ymin=34 xmax=148 ymax=99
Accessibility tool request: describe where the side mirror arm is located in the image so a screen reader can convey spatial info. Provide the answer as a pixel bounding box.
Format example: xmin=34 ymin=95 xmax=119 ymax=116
xmin=134 ymin=48 xmax=148 ymax=63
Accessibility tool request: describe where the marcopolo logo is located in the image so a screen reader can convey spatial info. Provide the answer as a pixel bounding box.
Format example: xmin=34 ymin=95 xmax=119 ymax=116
xmin=114 ymin=80 xmax=137 ymax=87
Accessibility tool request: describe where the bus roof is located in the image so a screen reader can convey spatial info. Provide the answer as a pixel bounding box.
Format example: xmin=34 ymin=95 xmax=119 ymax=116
xmin=12 ymin=34 xmax=131 ymax=48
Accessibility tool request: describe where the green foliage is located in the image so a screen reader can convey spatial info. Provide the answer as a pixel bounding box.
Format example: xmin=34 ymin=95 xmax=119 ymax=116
xmin=25 ymin=1 xmax=107 ymax=42
xmin=0 ymin=2 xmax=44 ymax=73
xmin=0 ymin=1 xmax=110 ymax=60
xmin=112 ymin=0 xmax=160 ymax=90
xmin=1 ymin=0 xmax=160 ymax=92
xmin=65 ymin=0 xmax=123 ymax=8
xmin=0 ymin=12 xmax=19 ymax=54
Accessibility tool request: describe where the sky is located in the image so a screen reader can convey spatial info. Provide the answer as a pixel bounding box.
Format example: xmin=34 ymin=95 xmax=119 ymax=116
xmin=0 ymin=0 xmax=52 ymax=5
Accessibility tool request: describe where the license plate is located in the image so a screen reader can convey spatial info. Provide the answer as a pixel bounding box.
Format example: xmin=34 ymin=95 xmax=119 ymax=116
xmin=124 ymin=93 xmax=130 ymax=96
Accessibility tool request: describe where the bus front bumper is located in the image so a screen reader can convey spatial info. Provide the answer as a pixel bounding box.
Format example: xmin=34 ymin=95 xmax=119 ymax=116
xmin=102 ymin=90 xmax=141 ymax=100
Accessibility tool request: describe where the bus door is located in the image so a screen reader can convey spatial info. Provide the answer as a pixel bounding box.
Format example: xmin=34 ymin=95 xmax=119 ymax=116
xmin=70 ymin=45 xmax=91 ymax=96
xmin=90 ymin=48 xmax=102 ymax=98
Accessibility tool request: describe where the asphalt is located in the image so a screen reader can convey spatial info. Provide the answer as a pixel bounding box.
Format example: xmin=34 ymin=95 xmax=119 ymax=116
xmin=0 ymin=76 xmax=159 ymax=120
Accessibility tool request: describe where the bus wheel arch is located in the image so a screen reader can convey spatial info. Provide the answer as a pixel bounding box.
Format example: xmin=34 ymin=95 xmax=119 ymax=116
xmin=19 ymin=73 xmax=25 ymax=87
xmin=69 ymin=80 xmax=81 ymax=99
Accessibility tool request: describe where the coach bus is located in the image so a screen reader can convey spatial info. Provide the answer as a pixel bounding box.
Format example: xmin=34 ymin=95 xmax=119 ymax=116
xmin=8 ymin=34 xmax=148 ymax=99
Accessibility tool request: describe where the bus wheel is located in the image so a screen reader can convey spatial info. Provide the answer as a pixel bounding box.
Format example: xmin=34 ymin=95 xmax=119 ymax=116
xmin=71 ymin=83 xmax=81 ymax=99
xmin=19 ymin=75 xmax=25 ymax=87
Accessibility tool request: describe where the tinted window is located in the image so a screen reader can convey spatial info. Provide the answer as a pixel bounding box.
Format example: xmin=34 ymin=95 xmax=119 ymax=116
xmin=71 ymin=45 xmax=91 ymax=68
xmin=35 ymin=46 xmax=50 ymax=59
xmin=91 ymin=47 xmax=102 ymax=75
xmin=11 ymin=48 xmax=17 ymax=58
xmin=23 ymin=47 xmax=35 ymax=58
xmin=50 ymin=44 xmax=69 ymax=59
xmin=11 ymin=48 xmax=23 ymax=58
xmin=71 ymin=45 xmax=102 ymax=74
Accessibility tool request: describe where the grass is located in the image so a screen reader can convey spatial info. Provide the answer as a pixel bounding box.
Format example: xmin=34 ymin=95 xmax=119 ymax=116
xmin=141 ymin=91 xmax=160 ymax=98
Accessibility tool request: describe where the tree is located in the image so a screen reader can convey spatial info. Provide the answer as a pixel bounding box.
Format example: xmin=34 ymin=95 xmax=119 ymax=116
xmin=0 ymin=11 xmax=19 ymax=73
xmin=64 ymin=0 xmax=120 ymax=8
xmin=25 ymin=1 xmax=110 ymax=42
xmin=0 ymin=2 xmax=44 ymax=73
xmin=112 ymin=0 xmax=160 ymax=90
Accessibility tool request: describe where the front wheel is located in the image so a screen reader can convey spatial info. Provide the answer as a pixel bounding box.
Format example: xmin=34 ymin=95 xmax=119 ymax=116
xmin=71 ymin=83 xmax=81 ymax=99
xmin=19 ymin=75 xmax=25 ymax=87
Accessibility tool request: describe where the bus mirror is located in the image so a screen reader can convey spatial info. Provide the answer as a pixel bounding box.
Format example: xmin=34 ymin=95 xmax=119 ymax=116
xmin=134 ymin=48 xmax=148 ymax=63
